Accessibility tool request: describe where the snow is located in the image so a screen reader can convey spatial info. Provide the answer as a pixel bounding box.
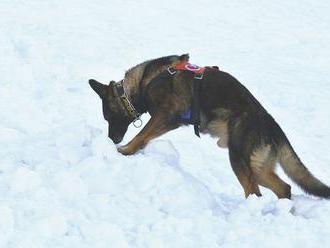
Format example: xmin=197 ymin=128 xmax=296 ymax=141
xmin=1 ymin=0 xmax=330 ymax=247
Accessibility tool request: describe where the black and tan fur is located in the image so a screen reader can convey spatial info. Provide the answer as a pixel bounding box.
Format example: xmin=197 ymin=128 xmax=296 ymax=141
xmin=89 ymin=54 xmax=330 ymax=199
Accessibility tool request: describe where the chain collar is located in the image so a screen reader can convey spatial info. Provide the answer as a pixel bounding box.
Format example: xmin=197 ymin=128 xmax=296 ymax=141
xmin=111 ymin=80 xmax=143 ymax=128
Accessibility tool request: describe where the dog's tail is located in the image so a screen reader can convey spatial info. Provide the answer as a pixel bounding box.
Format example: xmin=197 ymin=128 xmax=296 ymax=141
xmin=278 ymin=141 xmax=330 ymax=198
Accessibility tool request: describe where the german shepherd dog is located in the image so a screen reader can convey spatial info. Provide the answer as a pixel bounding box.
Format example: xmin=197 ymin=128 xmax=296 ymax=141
xmin=89 ymin=54 xmax=330 ymax=199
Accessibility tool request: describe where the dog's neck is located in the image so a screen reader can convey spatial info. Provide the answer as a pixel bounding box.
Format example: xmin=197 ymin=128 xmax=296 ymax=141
xmin=121 ymin=61 xmax=147 ymax=107
xmin=121 ymin=61 xmax=149 ymax=114
xmin=121 ymin=62 xmax=176 ymax=114
xmin=119 ymin=55 xmax=187 ymax=115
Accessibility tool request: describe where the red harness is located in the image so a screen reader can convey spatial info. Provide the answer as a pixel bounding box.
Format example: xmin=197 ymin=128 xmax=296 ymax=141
xmin=174 ymin=61 xmax=206 ymax=75
xmin=173 ymin=61 xmax=219 ymax=79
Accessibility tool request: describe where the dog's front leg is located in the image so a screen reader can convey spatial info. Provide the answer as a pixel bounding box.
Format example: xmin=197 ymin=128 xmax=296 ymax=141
xmin=117 ymin=113 xmax=179 ymax=155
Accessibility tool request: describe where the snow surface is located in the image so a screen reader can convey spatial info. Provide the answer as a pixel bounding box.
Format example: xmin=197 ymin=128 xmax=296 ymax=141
xmin=1 ymin=0 xmax=330 ymax=247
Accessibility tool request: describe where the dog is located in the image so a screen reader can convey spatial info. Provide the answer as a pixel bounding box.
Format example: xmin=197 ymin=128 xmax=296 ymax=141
xmin=89 ymin=54 xmax=330 ymax=199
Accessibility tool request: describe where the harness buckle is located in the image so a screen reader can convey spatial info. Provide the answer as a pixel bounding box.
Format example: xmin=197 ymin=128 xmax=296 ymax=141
xmin=194 ymin=73 xmax=204 ymax=80
xmin=167 ymin=67 xmax=177 ymax=75
xmin=133 ymin=117 xmax=143 ymax=128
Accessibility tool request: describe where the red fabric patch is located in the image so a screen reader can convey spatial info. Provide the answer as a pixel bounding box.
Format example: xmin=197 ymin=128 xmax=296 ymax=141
xmin=174 ymin=61 xmax=206 ymax=75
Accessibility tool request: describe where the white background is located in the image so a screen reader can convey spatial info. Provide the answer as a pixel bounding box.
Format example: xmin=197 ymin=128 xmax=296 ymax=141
xmin=0 ymin=0 xmax=330 ymax=247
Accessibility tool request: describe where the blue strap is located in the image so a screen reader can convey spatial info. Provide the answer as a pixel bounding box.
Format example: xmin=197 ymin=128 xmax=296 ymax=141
xmin=181 ymin=110 xmax=192 ymax=120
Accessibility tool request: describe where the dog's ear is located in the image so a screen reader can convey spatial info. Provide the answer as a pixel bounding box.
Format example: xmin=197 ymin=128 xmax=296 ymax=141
xmin=89 ymin=79 xmax=108 ymax=98
xmin=179 ymin=53 xmax=189 ymax=61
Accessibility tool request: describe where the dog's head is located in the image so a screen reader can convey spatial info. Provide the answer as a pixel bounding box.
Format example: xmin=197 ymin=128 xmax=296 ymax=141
xmin=89 ymin=79 xmax=131 ymax=144
xmin=89 ymin=54 xmax=190 ymax=144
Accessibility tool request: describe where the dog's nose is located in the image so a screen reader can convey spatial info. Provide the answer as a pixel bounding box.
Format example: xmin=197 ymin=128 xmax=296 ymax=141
xmin=109 ymin=135 xmax=123 ymax=144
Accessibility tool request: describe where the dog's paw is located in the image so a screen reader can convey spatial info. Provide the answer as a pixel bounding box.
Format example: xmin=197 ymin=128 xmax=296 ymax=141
xmin=117 ymin=145 xmax=136 ymax=156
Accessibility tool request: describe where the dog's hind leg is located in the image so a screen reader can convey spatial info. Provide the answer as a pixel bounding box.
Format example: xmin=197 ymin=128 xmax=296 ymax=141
xmin=117 ymin=112 xmax=180 ymax=155
xmin=229 ymin=148 xmax=261 ymax=198
xmin=258 ymin=172 xmax=291 ymax=199
xmin=250 ymin=146 xmax=291 ymax=199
